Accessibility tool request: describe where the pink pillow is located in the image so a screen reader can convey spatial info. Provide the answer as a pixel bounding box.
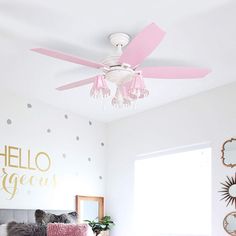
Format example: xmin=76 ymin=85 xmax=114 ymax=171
xmin=47 ymin=223 xmax=88 ymax=236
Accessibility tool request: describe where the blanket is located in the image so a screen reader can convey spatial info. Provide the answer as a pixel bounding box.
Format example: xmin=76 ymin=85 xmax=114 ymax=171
xmin=6 ymin=222 xmax=91 ymax=236
xmin=7 ymin=222 xmax=47 ymax=236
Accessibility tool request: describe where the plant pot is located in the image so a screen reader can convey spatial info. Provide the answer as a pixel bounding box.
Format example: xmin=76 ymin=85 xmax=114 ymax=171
xmin=97 ymin=231 xmax=109 ymax=236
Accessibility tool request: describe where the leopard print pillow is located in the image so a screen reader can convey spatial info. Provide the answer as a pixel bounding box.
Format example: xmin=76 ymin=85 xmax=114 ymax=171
xmin=35 ymin=209 xmax=78 ymax=225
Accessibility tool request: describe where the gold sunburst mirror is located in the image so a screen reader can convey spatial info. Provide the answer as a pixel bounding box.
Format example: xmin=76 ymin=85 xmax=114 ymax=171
xmin=223 ymin=212 xmax=236 ymax=235
xmin=220 ymin=174 xmax=236 ymax=208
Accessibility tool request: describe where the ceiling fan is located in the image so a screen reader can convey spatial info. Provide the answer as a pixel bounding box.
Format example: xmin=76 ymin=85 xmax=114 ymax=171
xmin=31 ymin=23 xmax=211 ymax=107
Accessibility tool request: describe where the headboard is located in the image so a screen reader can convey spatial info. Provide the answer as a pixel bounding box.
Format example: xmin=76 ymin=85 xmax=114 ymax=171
xmin=0 ymin=209 xmax=73 ymax=224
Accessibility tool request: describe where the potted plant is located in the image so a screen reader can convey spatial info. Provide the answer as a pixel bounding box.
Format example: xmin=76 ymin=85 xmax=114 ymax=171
xmin=85 ymin=216 xmax=114 ymax=236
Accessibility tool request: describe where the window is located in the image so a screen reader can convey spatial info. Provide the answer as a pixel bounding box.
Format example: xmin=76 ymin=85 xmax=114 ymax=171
xmin=134 ymin=147 xmax=211 ymax=236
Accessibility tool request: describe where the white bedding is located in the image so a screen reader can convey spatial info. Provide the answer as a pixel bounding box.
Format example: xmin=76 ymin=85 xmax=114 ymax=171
xmin=0 ymin=224 xmax=7 ymax=236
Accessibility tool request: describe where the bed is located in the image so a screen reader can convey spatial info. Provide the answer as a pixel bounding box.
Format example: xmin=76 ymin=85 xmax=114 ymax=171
xmin=0 ymin=208 xmax=93 ymax=236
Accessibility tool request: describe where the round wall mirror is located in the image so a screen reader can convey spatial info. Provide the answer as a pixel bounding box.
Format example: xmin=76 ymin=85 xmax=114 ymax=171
xmin=223 ymin=212 xmax=236 ymax=235
xmin=222 ymin=138 xmax=236 ymax=167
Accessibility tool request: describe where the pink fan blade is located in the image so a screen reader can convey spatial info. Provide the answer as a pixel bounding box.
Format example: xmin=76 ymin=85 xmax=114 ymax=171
xmin=31 ymin=48 xmax=104 ymax=69
xmin=140 ymin=67 xmax=211 ymax=79
xmin=119 ymin=23 xmax=165 ymax=68
xmin=56 ymin=76 xmax=97 ymax=91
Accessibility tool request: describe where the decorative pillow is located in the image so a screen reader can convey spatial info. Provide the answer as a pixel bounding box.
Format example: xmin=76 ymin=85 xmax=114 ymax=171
xmin=67 ymin=212 xmax=78 ymax=224
xmin=35 ymin=210 xmax=46 ymax=225
xmin=7 ymin=221 xmax=47 ymax=236
xmin=47 ymin=223 xmax=88 ymax=236
xmin=35 ymin=210 xmax=78 ymax=225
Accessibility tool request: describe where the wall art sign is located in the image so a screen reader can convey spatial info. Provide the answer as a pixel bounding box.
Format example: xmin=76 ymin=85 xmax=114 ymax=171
xmin=0 ymin=145 xmax=57 ymax=199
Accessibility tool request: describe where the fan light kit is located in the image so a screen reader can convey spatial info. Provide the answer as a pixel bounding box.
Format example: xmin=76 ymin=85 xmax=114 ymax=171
xmin=31 ymin=23 xmax=211 ymax=108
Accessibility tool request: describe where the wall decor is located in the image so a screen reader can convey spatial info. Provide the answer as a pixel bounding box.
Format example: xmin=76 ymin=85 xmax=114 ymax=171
xmin=220 ymin=174 xmax=236 ymax=208
xmin=27 ymin=103 xmax=32 ymax=108
xmin=0 ymin=91 xmax=106 ymax=210
xmin=222 ymin=138 xmax=236 ymax=167
xmin=7 ymin=119 xmax=12 ymax=125
xmin=0 ymin=144 xmax=56 ymax=200
xmin=223 ymin=212 xmax=236 ymax=235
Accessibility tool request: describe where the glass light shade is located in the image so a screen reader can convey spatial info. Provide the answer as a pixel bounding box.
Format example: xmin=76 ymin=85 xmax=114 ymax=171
xmin=111 ymin=85 xmax=131 ymax=107
xmin=90 ymin=75 xmax=110 ymax=98
xmin=128 ymin=75 xmax=149 ymax=99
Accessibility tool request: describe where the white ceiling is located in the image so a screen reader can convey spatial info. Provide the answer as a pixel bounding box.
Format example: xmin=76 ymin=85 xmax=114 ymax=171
xmin=0 ymin=0 xmax=235 ymax=122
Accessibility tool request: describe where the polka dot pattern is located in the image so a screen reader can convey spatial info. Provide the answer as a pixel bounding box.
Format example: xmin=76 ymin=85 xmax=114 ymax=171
xmin=4 ymin=101 xmax=105 ymax=198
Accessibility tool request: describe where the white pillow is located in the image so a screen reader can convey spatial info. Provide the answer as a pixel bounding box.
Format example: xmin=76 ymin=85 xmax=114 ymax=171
xmin=0 ymin=224 xmax=7 ymax=236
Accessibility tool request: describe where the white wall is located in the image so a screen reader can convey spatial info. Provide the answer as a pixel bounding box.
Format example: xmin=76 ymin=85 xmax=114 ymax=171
xmin=1 ymin=82 xmax=236 ymax=235
xmin=0 ymin=90 xmax=106 ymax=210
xmin=106 ymin=82 xmax=236 ymax=236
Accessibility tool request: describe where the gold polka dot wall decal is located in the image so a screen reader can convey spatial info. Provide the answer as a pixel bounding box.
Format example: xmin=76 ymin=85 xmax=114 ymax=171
xmin=27 ymin=103 xmax=32 ymax=108
xmin=64 ymin=114 xmax=68 ymax=119
xmin=47 ymin=128 xmax=51 ymax=133
xmin=7 ymin=119 xmax=12 ymax=125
